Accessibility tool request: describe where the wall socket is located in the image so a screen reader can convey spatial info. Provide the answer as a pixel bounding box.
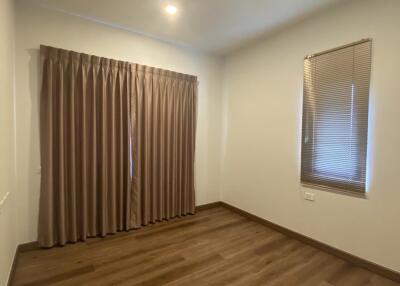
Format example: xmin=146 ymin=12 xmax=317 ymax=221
xmin=304 ymin=192 xmax=315 ymax=202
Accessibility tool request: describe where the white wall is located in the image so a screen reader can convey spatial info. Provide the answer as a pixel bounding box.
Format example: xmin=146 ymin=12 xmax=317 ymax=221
xmin=15 ymin=0 xmax=223 ymax=244
xmin=0 ymin=0 xmax=17 ymax=284
xmin=221 ymin=0 xmax=400 ymax=272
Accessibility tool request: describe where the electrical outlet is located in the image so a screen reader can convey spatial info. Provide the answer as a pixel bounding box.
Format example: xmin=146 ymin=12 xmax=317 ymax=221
xmin=304 ymin=192 xmax=315 ymax=202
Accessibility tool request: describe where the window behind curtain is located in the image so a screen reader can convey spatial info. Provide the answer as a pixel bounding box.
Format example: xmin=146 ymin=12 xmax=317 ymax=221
xmin=301 ymin=40 xmax=372 ymax=193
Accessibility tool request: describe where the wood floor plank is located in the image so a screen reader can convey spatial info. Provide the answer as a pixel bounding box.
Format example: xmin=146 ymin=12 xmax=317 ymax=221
xmin=12 ymin=206 xmax=400 ymax=286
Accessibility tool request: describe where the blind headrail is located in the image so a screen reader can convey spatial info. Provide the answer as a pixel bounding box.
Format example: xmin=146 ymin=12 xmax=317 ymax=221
xmin=304 ymin=38 xmax=372 ymax=59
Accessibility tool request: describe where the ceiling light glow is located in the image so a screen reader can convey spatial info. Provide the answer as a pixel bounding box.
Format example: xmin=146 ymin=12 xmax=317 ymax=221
xmin=165 ymin=5 xmax=177 ymax=15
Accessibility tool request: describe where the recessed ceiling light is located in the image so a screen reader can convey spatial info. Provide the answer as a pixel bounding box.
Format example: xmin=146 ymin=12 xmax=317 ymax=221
xmin=165 ymin=5 xmax=177 ymax=15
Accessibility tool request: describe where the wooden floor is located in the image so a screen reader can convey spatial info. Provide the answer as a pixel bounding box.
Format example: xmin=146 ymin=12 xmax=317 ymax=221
xmin=13 ymin=206 xmax=399 ymax=286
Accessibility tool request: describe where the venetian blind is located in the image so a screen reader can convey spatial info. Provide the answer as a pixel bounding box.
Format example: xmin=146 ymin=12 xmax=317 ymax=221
xmin=301 ymin=40 xmax=372 ymax=193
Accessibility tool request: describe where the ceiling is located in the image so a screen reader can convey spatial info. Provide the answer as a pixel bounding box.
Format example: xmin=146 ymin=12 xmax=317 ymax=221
xmin=33 ymin=0 xmax=347 ymax=55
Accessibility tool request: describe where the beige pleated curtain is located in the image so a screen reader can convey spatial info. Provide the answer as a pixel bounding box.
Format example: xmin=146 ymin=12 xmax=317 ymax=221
xmin=39 ymin=46 xmax=197 ymax=247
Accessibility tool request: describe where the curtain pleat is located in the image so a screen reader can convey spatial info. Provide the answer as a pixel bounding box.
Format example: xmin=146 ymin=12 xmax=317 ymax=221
xmin=130 ymin=67 xmax=197 ymax=227
xmin=39 ymin=45 xmax=197 ymax=247
xmin=39 ymin=47 xmax=133 ymax=247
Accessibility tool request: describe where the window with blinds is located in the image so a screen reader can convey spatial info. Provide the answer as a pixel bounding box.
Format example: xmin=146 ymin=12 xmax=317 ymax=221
xmin=301 ymin=39 xmax=372 ymax=193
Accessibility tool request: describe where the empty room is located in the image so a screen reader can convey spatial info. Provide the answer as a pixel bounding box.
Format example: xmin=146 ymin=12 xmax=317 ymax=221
xmin=1 ymin=0 xmax=400 ymax=285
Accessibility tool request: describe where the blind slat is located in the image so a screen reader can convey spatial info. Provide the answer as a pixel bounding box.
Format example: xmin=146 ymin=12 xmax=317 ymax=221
xmin=301 ymin=40 xmax=372 ymax=193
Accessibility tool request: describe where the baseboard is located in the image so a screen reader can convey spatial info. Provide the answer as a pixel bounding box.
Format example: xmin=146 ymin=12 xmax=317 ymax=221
xmin=18 ymin=241 xmax=39 ymax=253
xmin=195 ymin=201 xmax=223 ymax=212
xmin=7 ymin=245 xmax=19 ymax=286
xmin=7 ymin=242 xmax=40 ymax=286
xmin=220 ymin=201 xmax=400 ymax=283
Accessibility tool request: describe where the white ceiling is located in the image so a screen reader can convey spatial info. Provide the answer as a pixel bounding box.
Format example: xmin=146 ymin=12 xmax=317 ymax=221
xmin=33 ymin=0 xmax=347 ymax=55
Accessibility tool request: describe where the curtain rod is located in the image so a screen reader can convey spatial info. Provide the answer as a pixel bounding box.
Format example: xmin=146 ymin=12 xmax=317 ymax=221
xmin=304 ymin=38 xmax=372 ymax=59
